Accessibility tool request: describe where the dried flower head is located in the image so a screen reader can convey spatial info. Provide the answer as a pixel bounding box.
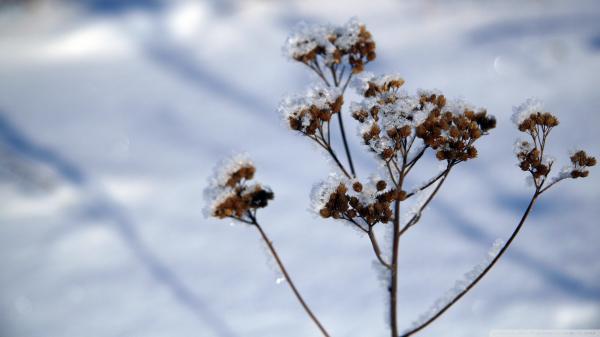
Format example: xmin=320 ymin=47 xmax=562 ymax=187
xmin=514 ymin=139 xmax=551 ymax=180
xmin=511 ymin=98 xmax=559 ymax=132
xmin=312 ymin=174 xmax=405 ymax=227
xmin=415 ymin=96 xmax=495 ymax=162
xmin=279 ymin=84 xmax=343 ymax=136
xmin=283 ymin=17 xmax=376 ymax=74
xmin=512 ymin=99 xmax=562 ymax=186
xmin=351 ymin=76 xmax=496 ymax=162
xmin=567 ymin=150 xmax=596 ymax=178
xmin=204 ymin=154 xmax=274 ymax=222
xmin=513 ymin=99 xmax=594 ymax=189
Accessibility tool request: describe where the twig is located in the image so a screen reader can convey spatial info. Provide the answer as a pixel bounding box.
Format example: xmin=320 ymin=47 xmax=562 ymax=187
xmin=368 ymin=229 xmax=391 ymax=270
xmin=390 ymin=154 xmax=407 ymax=337
xmin=336 ymin=106 xmax=357 ymax=177
xmin=401 ymin=190 xmax=540 ymax=337
xmin=405 ymin=166 xmax=453 ymax=200
xmin=399 ymin=167 xmax=452 ymax=237
xmin=249 ymin=214 xmax=332 ymax=337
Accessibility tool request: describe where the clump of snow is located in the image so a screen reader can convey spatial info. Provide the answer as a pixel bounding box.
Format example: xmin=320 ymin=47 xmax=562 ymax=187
xmin=353 ymin=72 xmax=405 ymax=96
xmin=442 ymin=97 xmax=476 ymax=116
xmin=405 ymin=239 xmax=505 ymax=333
xmin=512 ymin=98 xmax=544 ymax=126
xmin=513 ymin=139 xmax=533 ymax=155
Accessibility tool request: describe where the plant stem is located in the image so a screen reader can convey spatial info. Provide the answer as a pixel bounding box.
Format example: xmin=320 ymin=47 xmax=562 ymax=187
xmin=405 ymin=166 xmax=452 ymax=199
xmin=390 ymin=156 xmax=406 ymax=337
xmin=401 ymin=190 xmax=540 ymax=337
xmin=399 ymin=167 xmax=452 ymax=237
xmin=252 ymin=219 xmax=331 ymax=337
xmin=337 ymin=111 xmax=356 ymax=177
xmin=368 ymin=230 xmax=391 ymax=269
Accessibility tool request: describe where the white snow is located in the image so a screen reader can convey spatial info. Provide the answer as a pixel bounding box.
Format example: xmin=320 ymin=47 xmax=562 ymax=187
xmin=511 ymin=97 xmax=544 ymax=126
xmin=1 ymin=2 xmax=599 ymax=337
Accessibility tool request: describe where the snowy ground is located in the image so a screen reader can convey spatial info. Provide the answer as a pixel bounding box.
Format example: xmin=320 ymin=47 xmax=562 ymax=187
xmin=1 ymin=1 xmax=599 ymax=336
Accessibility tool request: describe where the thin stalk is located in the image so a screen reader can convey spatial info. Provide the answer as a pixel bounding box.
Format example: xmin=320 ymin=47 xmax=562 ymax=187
xmin=390 ymin=155 xmax=406 ymax=337
xmin=306 ymin=132 xmax=352 ymax=179
xmin=341 ymin=73 xmax=353 ymax=94
xmin=399 ymin=167 xmax=452 ymax=237
xmin=251 ymin=216 xmax=331 ymax=337
xmin=368 ymin=230 xmax=391 ymax=270
xmin=401 ymin=190 xmax=540 ymax=337
xmin=405 ymin=166 xmax=453 ymax=199
xmin=337 ymin=110 xmax=356 ymax=177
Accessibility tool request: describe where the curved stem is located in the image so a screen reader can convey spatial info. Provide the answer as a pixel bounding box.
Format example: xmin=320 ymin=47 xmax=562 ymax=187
xmin=401 ymin=191 xmax=540 ymax=337
xmin=252 ymin=218 xmax=331 ymax=337
xmin=368 ymin=230 xmax=391 ymax=270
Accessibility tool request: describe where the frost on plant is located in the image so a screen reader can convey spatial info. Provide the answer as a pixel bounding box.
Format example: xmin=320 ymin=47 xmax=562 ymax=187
xmin=283 ymin=17 xmax=376 ymax=74
xmin=203 ymin=154 xmax=273 ymax=222
xmin=204 ymin=18 xmax=596 ymax=337
xmin=406 ymin=239 xmax=505 ymax=334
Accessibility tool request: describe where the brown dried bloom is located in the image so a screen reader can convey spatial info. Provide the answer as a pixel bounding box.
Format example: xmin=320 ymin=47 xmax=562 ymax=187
xmin=351 ymin=78 xmax=495 ymax=162
xmin=415 ymin=95 xmax=496 ymax=162
xmin=280 ymin=85 xmax=343 ymax=138
xmin=204 ymin=155 xmax=274 ymax=222
xmin=284 ymin=18 xmax=376 ymax=75
xmin=312 ymin=175 xmax=406 ymax=227
xmin=568 ymin=150 xmax=596 ymax=178
xmin=513 ymin=99 xmax=595 ymax=189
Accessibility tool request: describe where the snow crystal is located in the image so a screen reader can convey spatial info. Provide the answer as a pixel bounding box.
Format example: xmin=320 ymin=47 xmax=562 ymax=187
xmin=512 ymin=98 xmax=544 ymax=126
xmin=405 ymin=239 xmax=505 ymax=333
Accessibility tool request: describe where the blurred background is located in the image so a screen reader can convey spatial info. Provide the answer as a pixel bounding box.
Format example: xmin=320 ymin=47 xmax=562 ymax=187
xmin=1 ymin=0 xmax=599 ymax=336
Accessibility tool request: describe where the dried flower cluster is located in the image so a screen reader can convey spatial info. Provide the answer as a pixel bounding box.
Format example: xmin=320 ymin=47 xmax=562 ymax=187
xmin=279 ymin=85 xmax=343 ymax=137
xmin=568 ymin=150 xmax=596 ymax=178
xmin=204 ymin=155 xmax=273 ymax=222
xmin=205 ymin=17 xmax=596 ymax=337
xmin=284 ymin=17 xmax=376 ymax=75
xmin=312 ymin=175 xmax=406 ymax=228
xmin=512 ymin=98 xmax=595 ymax=188
xmin=350 ymin=75 xmax=496 ymax=162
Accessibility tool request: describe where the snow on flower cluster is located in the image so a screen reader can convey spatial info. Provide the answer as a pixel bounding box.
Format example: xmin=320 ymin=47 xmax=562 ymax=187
xmin=310 ymin=173 xmax=352 ymax=215
xmin=511 ymin=97 xmax=544 ymax=126
xmin=350 ymin=73 xmax=495 ymax=162
xmin=203 ymin=153 xmax=253 ymax=218
xmin=203 ymin=154 xmax=273 ymax=220
xmin=310 ymin=173 xmax=397 ymax=228
xmin=350 ymin=73 xmax=428 ymax=155
xmin=283 ymin=17 xmax=364 ymax=63
xmin=405 ymin=239 xmax=505 ymax=333
xmin=282 ymin=17 xmax=376 ymax=74
xmin=559 ymin=150 xmax=596 ymax=180
xmin=278 ymin=84 xmax=342 ymax=132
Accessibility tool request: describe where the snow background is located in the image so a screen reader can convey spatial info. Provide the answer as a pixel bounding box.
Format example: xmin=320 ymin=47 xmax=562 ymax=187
xmin=0 ymin=0 xmax=599 ymax=336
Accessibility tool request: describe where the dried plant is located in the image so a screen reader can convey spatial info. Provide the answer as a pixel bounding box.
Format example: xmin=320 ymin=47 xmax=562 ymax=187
xmin=203 ymin=18 xmax=595 ymax=337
